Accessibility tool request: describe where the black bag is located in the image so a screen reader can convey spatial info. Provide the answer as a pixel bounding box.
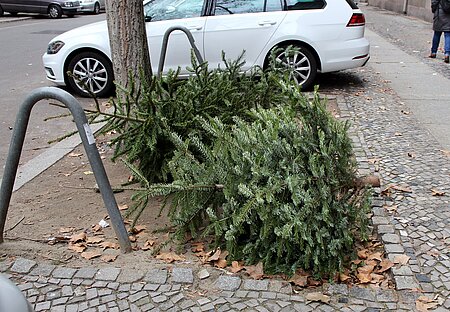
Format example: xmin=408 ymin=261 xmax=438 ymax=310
xmin=441 ymin=0 xmax=450 ymax=14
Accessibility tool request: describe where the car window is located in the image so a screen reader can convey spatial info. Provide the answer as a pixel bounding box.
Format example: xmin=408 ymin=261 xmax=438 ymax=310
xmin=214 ymin=0 xmax=282 ymax=15
xmin=286 ymin=0 xmax=326 ymax=10
xmin=144 ymin=0 xmax=204 ymax=21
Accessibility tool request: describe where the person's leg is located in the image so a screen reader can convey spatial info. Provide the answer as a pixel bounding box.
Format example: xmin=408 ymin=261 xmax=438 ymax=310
xmin=430 ymin=31 xmax=442 ymax=57
xmin=444 ymin=31 xmax=450 ymax=62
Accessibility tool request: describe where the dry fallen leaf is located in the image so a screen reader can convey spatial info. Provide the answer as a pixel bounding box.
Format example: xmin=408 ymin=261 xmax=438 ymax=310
xmin=289 ymin=274 xmax=309 ymax=287
xmin=155 ymin=252 xmax=185 ymax=263
xmin=339 ymin=273 xmax=351 ymax=282
xmin=68 ymin=152 xmax=83 ymax=157
xmin=431 ymin=189 xmax=445 ymax=196
xmin=440 ymin=150 xmax=450 ymax=157
xmin=81 ymin=251 xmax=102 ymax=260
xmin=230 ymin=261 xmax=244 ymax=273
xmin=69 ymin=232 xmax=86 ymax=243
xmin=416 ymin=296 xmax=439 ymax=312
xmin=214 ymin=259 xmax=228 ymax=269
xmin=130 ymin=225 xmax=147 ymax=234
xmin=191 ymin=242 xmax=205 ymax=253
xmin=118 ymin=204 xmax=128 ymax=211
xmin=357 ymin=249 xmax=369 ymax=259
xmin=306 ymin=292 xmax=330 ymax=303
xmin=86 ymin=237 xmax=104 ymax=244
xmin=68 ymin=243 xmax=86 ymax=253
xmin=393 ymin=254 xmax=410 ymax=265
xmin=207 ymin=249 xmax=222 ymax=262
xmin=101 ymin=254 xmax=118 ymax=263
xmin=368 ymin=252 xmax=383 ymax=262
xmin=99 ymin=241 xmax=120 ymax=250
xmin=59 ymin=227 xmax=75 ymax=234
xmin=141 ymin=239 xmax=156 ymax=251
xmin=244 ymin=262 xmax=264 ymax=280
xmin=377 ymin=259 xmax=394 ymax=273
xmin=83 ymin=171 xmax=94 ymax=175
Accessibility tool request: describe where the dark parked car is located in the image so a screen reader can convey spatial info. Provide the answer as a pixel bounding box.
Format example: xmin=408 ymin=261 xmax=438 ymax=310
xmin=0 ymin=0 xmax=81 ymax=18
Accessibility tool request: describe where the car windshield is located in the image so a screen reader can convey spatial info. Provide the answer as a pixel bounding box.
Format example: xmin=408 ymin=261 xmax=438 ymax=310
xmin=144 ymin=0 xmax=204 ymax=21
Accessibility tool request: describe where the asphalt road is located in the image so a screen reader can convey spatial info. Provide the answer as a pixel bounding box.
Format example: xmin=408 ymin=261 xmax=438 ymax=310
xmin=0 ymin=13 xmax=105 ymax=177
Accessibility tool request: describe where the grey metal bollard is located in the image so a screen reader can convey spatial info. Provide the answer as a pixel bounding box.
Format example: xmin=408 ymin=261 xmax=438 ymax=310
xmin=0 ymin=87 xmax=131 ymax=252
xmin=0 ymin=274 xmax=34 ymax=312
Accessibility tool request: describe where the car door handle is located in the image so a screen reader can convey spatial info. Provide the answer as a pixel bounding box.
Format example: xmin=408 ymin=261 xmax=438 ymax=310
xmin=187 ymin=25 xmax=203 ymax=31
xmin=258 ymin=21 xmax=277 ymax=26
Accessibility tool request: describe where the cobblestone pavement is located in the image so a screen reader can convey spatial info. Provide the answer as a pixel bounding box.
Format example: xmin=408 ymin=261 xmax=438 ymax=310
xmin=1 ymin=5 xmax=450 ymax=312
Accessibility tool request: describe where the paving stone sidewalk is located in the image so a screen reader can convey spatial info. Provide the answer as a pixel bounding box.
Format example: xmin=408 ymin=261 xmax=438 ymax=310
xmin=2 ymin=4 xmax=450 ymax=312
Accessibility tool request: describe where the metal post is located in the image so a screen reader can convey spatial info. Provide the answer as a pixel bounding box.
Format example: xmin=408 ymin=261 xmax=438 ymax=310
xmin=158 ymin=26 xmax=204 ymax=77
xmin=0 ymin=87 xmax=132 ymax=253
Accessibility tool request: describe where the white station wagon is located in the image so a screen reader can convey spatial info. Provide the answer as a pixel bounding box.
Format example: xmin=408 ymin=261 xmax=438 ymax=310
xmin=43 ymin=0 xmax=370 ymax=97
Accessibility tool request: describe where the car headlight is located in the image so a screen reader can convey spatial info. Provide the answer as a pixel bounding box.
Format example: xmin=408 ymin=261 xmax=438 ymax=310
xmin=63 ymin=1 xmax=74 ymax=7
xmin=47 ymin=41 xmax=65 ymax=54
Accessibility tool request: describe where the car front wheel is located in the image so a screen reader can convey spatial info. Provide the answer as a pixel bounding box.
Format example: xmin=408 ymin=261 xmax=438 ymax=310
xmin=93 ymin=2 xmax=100 ymax=14
xmin=48 ymin=4 xmax=62 ymax=18
xmin=66 ymin=51 xmax=114 ymax=97
xmin=270 ymin=45 xmax=317 ymax=90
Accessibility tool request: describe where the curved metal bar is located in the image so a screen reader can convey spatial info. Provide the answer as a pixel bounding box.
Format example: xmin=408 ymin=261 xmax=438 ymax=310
xmin=158 ymin=26 xmax=204 ymax=77
xmin=0 ymin=87 xmax=132 ymax=253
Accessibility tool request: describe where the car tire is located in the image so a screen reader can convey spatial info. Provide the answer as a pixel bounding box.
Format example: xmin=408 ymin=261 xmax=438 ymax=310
xmin=268 ymin=45 xmax=317 ymax=90
xmin=66 ymin=51 xmax=114 ymax=98
xmin=93 ymin=2 xmax=100 ymax=14
xmin=48 ymin=4 xmax=62 ymax=18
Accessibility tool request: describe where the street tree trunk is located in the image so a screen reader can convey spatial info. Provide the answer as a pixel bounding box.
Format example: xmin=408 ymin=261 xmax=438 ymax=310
xmin=105 ymin=0 xmax=152 ymax=96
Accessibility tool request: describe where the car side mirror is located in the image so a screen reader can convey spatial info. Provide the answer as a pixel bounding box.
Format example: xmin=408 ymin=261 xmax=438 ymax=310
xmin=145 ymin=15 xmax=152 ymax=22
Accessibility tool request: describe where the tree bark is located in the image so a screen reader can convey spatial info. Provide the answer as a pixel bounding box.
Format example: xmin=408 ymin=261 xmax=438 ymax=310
xmin=105 ymin=0 xmax=152 ymax=96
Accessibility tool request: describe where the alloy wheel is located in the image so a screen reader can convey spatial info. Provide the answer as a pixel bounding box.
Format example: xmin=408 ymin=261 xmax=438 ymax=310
xmin=275 ymin=50 xmax=312 ymax=86
xmin=72 ymin=57 xmax=109 ymax=95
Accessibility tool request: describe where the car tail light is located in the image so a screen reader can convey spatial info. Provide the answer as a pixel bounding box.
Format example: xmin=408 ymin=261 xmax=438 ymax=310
xmin=347 ymin=13 xmax=365 ymax=27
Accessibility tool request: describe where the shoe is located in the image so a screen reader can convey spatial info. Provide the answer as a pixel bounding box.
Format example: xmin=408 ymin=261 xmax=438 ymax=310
xmin=429 ymin=53 xmax=437 ymax=58
xmin=445 ymin=55 xmax=449 ymax=63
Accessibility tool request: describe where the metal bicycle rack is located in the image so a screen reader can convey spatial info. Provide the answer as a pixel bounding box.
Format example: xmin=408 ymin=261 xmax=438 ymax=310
xmin=157 ymin=26 xmax=204 ymax=77
xmin=0 ymin=87 xmax=132 ymax=252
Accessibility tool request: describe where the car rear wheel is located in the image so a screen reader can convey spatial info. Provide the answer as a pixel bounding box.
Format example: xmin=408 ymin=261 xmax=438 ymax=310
xmin=66 ymin=51 xmax=114 ymax=97
xmin=48 ymin=4 xmax=62 ymax=18
xmin=93 ymin=2 xmax=100 ymax=14
xmin=270 ymin=45 xmax=317 ymax=90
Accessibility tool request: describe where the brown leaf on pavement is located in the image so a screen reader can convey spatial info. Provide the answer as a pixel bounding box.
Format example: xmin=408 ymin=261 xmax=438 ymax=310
xmin=58 ymin=227 xmax=75 ymax=234
xmin=368 ymin=252 xmax=383 ymax=262
xmin=357 ymin=272 xmax=372 ymax=284
xmin=440 ymin=149 xmax=450 ymax=157
xmin=86 ymin=237 xmax=104 ymax=244
xmin=416 ymin=296 xmax=439 ymax=312
xmin=68 ymin=152 xmax=83 ymax=157
xmin=118 ymin=204 xmax=128 ymax=211
xmin=191 ymin=242 xmax=205 ymax=253
xmin=100 ymin=254 xmax=118 ymax=263
xmin=99 ymin=241 xmax=120 ymax=250
xmin=155 ymin=252 xmax=185 ymax=263
xmin=230 ymin=261 xmax=245 ymax=273
xmin=81 ymin=251 xmax=102 ymax=260
xmin=68 ymin=243 xmax=86 ymax=253
xmin=289 ymin=274 xmax=308 ymax=287
xmin=339 ymin=273 xmax=351 ymax=282
xmin=207 ymin=249 xmax=222 ymax=262
xmin=141 ymin=239 xmax=156 ymax=251
xmin=214 ymin=259 xmax=228 ymax=269
xmin=244 ymin=262 xmax=264 ymax=280
xmin=69 ymin=232 xmax=86 ymax=243
xmin=393 ymin=254 xmax=410 ymax=265
xmin=431 ymin=189 xmax=445 ymax=196
xmin=130 ymin=225 xmax=147 ymax=234
xmin=377 ymin=259 xmax=394 ymax=273
xmin=357 ymin=249 xmax=369 ymax=259
xmin=305 ymin=292 xmax=330 ymax=303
